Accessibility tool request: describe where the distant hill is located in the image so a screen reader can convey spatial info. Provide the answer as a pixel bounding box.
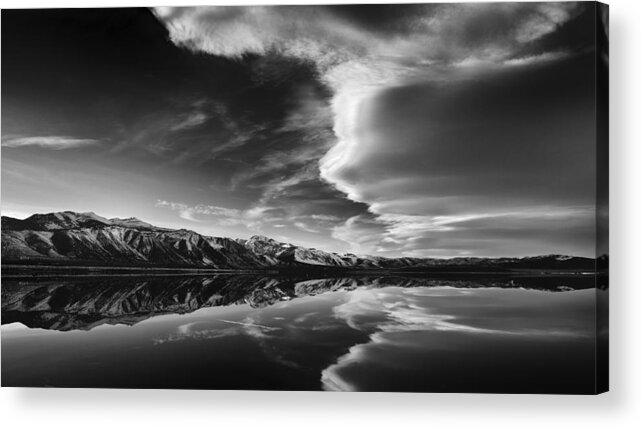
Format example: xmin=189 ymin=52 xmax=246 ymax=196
xmin=1 ymin=211 xmax=597 ymax=271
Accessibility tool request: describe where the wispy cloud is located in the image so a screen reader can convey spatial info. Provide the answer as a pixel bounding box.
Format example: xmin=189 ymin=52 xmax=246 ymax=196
xmin=156 ymin=199 xmax=285 ymax=232
xmin=293 ymin=221 xmax=319 ymax=234
xmin=155 ymin=199 xmax=244 ymax=224
xmin=2 ymin=135 xmax=100 ymax=150
xmin=155 ymin=193 xmax=348 ymax=242
xmin=169 ymin=111 xmax=209 ymax=131
xmin=332 ymin=206 xmax=595 ymax=258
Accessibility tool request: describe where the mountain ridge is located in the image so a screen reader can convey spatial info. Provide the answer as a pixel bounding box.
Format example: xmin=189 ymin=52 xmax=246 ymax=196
xmin=1 ymin=211 xmax=597 ymax=271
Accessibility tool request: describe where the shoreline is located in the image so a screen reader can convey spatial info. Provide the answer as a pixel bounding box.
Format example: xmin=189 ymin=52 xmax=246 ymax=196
xmin=0 ymin=263 xmax=603 ymax=280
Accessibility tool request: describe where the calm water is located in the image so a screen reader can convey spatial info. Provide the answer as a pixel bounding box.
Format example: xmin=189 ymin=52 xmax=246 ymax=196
xmin=1 ymin=274 xmax=602 ymax=393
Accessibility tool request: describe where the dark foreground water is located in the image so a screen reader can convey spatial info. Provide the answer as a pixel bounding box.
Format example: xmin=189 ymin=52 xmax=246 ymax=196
xmin=1 ymin=274 xmax=604 ymax=393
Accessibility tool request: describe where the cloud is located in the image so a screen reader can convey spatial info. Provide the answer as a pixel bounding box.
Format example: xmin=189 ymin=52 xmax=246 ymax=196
xmin=325 ymin=52 xmax=597 ymax=257
xmin=116 ymin=96 xmax=268 ymax=164
xmin=219 ymin=318 xmax=281 ymax=336
xmin=333 ymin=206 xmax=595 ymax=258
xmin=2 ymin=135 xmax=101 ymax=150
xmin=153 ymin=3 xmax=591 ymax=257
xmin=293 ymin=221 xmax=319 ymax=234
xmin=321 ymin=286 xmax=596 ymax=391
xmin=153 ymin=322 xmax=242 ymax=345
xmin=155 ymin=196 xmax=336 ymax=236
xmin=155 ymin=199 xmax=244 ymax=224
xmin=331 ymin=214 xmax=387 ymax=255
xmin=234 ymin=314 xmax=302 ymax=368
xmin=154 ymin=4 xmax=580 ymax=73
xmin=169 ymin=111 xmax=209 ymax=131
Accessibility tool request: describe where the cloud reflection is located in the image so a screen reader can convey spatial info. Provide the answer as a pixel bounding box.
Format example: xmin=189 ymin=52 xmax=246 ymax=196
xmin=322 ymin=286 xmax=595 ymax=391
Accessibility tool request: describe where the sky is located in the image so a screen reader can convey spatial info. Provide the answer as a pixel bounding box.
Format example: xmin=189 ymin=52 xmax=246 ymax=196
xmin=1 ymin=3 xmax=602 ymax=258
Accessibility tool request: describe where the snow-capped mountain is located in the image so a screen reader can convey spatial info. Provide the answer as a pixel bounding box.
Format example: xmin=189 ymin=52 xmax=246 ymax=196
xmin=1 ymin=211 xmax=596 ymax=270
xmin=1 ymin=211 xmax=265 ymax=268
xmin=244 ymin=235 xmax=350 ymax=267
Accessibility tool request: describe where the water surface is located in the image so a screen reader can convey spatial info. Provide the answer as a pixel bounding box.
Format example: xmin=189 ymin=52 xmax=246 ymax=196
xmin=1 ymin=274 xmax=599 ymax=393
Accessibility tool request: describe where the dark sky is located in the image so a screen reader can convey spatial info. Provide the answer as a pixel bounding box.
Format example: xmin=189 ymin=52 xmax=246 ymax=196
xmin=1 ymin=3 xmax=599 ymax=257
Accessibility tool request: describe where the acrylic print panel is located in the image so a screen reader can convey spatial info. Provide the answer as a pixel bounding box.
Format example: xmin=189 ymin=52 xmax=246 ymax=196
xmin=0 ymin=2 xmax=608 ymax=394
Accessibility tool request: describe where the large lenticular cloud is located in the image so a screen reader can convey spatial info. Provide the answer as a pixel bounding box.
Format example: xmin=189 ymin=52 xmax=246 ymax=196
xmin=153 ymin=3 xmax=592 ymax=257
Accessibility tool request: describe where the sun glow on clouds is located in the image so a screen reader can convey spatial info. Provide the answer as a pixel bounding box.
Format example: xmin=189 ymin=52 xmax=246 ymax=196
xmin=153 ymin=3 xmax=591 ymax=257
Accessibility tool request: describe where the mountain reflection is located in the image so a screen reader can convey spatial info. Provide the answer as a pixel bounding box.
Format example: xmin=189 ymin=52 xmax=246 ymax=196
xmin=1 ymin=274 xmax=594 ymax=332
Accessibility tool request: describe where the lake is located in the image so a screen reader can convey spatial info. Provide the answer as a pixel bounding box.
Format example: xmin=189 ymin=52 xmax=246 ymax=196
xmin=1 ymin=274 xmax=603 ymax=393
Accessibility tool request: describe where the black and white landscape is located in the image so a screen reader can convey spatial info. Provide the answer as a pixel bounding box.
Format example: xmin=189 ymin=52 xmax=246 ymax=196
xmin=1 ymin=210 xmax=599 ymax=271
xmin=1 ymin=2 xmax=608 ymax=393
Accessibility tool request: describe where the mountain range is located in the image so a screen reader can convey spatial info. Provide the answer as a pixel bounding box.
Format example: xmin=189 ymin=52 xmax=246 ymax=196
xmin=1 ymin=211 xmax=596 ymax=271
